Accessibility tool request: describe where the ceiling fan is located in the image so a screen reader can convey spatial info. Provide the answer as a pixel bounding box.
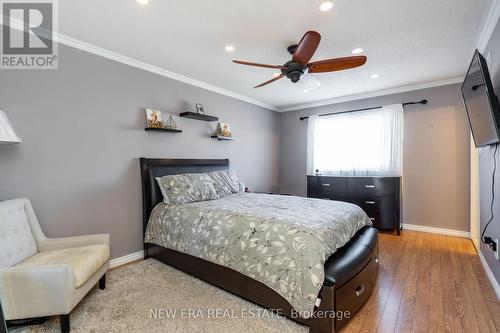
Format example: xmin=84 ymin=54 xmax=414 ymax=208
xmin=233 ymin=31 xmax=367 ymax=90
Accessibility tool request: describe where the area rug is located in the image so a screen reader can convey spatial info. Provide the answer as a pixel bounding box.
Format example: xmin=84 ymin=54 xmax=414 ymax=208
xmin=10 ymin=259 xmax=307 ymax=333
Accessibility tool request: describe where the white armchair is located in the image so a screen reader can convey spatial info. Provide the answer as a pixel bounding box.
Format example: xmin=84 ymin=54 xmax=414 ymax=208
xmin=0 ymin=198 xmax=110 ymax=333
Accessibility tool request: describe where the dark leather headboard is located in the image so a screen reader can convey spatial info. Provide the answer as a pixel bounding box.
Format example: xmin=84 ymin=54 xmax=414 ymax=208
xmin=139 ymin=158 xmax=229 ymax=254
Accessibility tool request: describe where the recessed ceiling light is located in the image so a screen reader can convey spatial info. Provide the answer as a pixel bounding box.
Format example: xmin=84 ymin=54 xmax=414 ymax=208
xmin=136 ymin=0 xmax=149 ymax=5
xmin=352 ymin=48 xmax=364 ymax=54
xmin=370 ymin=74 xmax=379 ymax=79
xmin=225 ymin=45 xmax=235 ymax=52
xmin=319 ymin=1 xmax=333 ymax=12
xmin=272 ymin=72 xmax=281 ymax=77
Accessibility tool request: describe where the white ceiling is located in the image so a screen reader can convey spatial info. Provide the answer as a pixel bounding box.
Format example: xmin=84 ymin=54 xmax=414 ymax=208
xmin=58 ymin=0 xmax=492 ymax=110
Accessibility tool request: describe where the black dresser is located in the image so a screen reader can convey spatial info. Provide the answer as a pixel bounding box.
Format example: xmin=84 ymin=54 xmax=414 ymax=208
xmin=307 ymin=175 xmax=401 ymax=235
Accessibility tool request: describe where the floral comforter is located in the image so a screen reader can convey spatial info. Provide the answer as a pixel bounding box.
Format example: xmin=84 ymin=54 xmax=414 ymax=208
xmin=144 ymin=193 xmax=371 ymax=315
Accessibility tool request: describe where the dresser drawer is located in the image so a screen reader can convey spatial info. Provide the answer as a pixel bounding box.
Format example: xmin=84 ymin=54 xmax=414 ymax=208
xmin=307 ymin=176 xmax=347 ymax=195
xmin=365 ymin=211 xmax=396 ymax=230
xmin=349 ymin=195 xmax=395 ymax=213
xmin=347 ymin=177 xmax=398 ymax=195
xmin=311 ymin=193 xmax=348 ymax=201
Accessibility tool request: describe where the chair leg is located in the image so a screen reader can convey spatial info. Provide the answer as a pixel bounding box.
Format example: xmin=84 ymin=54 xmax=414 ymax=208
xmin=59 ymin=314 xmax=70 ymax=333
xmin=99 ymin=274 xmax=106 ymax=290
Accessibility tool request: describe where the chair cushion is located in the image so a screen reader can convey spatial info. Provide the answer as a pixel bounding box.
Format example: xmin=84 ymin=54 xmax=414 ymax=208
xmin=0 ymin=199 xmax=37 ymax=268
xmin=16 ymin=244 xmax=110 ymax=288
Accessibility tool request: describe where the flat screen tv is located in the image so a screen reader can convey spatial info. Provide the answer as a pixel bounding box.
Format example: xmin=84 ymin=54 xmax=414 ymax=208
xmin=462 ymin=50 xmax=500 ymax=148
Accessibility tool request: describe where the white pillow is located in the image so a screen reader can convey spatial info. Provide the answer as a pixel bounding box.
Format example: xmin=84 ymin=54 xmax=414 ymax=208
xmin=156 ymin=177 xmax=170 ymax=204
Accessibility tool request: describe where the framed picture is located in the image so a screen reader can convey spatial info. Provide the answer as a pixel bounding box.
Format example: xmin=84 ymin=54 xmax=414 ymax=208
xmin=216 ymin=122 xmax=231 ymax=137
xmin=195 ymin=103 xmax=205 ymax=115
xmin=145 ymin=109 xmax=163 ymax=129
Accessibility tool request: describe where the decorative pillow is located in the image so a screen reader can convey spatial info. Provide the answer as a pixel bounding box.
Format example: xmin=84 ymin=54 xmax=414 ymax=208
xmin=157 ymin=173 xmax=218 ymax=204
xmin=155 ymin=177 xmax=170 ymax=204
xmin=208 ymin=170 xmax=240 ymax=197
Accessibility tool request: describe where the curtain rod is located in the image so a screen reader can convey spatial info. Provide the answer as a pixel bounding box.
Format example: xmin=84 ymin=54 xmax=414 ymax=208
xmin=299 ymin=99 xmax=428 ymax=121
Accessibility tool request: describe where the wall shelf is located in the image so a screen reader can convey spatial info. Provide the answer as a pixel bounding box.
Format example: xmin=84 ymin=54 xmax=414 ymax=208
xmin=211 ymin=135 xmax=235 ymax=141
xmin=179 ymin=112 xmax=218 ymax=122
xmin=145 ymin=127 xmax=182 ymax=133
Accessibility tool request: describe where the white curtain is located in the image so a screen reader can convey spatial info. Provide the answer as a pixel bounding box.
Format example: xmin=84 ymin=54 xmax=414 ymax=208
xmin=307 ymin=104 xmax=404 ymax=176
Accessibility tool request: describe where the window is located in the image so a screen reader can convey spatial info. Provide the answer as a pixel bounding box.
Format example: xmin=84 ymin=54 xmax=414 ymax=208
xmin=307 ymin=104 xmax=404 ymax=176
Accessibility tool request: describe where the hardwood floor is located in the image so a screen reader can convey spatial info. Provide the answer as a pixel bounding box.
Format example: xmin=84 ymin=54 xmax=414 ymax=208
xmin=340 ymin=230 xmax=500 ymax=333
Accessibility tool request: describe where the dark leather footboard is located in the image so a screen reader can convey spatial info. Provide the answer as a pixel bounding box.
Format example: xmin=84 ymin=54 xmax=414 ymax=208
xmin=325 ymin=227 xmax=379 ymax=331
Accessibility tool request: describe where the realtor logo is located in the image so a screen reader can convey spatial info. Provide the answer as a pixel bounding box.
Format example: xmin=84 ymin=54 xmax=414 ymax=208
xmin=1 ymin=0 xmax=58 ymax=69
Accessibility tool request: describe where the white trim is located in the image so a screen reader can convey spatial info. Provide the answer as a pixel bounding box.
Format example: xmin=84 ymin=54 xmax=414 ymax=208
xmin=478 ymin=249 xmax=500 ymax=300
xmin=470 ymin=134 xmax=481 ymax=252
xmin=473 ymin=238 xmax=481 ymax=252
xmin=109 ymin=251 xmax=144 ymax=269
xmin=55 ymin=33 xmax=279 ymax=111
xmin=401 ymin=223 xmax=471 ymax=238
xmin=278 ymin=77 xmax=464 ymax=112
xmin=476 ymin=0 xmax=500 ymax=52
xmin=2 ymin=11 xmax=492 ymax=113
xmin=0 ymin=14 xmax=278 ymax=111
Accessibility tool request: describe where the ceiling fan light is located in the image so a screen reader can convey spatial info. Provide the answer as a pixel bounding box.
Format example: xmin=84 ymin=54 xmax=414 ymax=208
xmin=300 ymin=74 xmax=321 ymax=92
xmin=319 ymin=1 xmax=333 ymax=12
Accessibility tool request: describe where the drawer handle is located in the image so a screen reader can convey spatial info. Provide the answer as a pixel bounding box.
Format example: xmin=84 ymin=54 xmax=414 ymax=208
xmin=355 ymin=285 xmax=366 ymax=297
xmin=365 ymin=201 xmax=376 ymax=204
xmin=365 ymin=185 xmax=375 ymax=188
xmin=322 ymin=183 xmax=331 ymax=187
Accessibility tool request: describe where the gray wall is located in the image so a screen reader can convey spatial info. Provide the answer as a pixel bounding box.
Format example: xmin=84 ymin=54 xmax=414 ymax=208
xmin=479 ymin=19 xmax=500 ymax=285
xmin=280 ymin=83 xmax=471 ymax=232
xmin=0 ymin=45 xmax=280 ymax=259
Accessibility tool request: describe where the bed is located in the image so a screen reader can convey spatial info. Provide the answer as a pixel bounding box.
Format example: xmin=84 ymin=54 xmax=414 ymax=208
xmin=140 ymin=158 xmax=379 ymax=333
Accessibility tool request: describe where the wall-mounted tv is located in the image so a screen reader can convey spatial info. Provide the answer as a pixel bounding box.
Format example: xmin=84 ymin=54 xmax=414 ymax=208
xmin=461 ymin=50 xmax=500 ymax=148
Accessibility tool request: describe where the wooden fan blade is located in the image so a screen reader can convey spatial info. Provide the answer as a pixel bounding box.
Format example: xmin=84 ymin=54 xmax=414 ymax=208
xmin=233 ymin=60 xmax=285 ymax=69
xmin=292 ymin=31 xmax=321 ymax=66
xmin=254 ymin=74 xmax=284 ymax=88
xmin=308 ymin=56 xmax=367 ymax=73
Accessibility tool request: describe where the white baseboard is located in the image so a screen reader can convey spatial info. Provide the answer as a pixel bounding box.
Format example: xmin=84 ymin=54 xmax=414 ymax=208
xmin=109 ymin=251 xmax=144 ymax=269
xmin=401 ymin=223 xmax=471 ymax=238
xmin=478 ymin=250 xmax=500 ymax=300
xmin=472 ymin=238 xmax=480 ymax=252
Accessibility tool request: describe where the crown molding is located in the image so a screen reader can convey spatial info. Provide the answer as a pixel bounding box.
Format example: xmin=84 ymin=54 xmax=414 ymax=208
xmin=0 ymin=15 xmax=278 ymax=110
xmin=476 ymin=0 xmax=500 ymax=52
xmin=54 ymin=33 xmax=279 ymax=111
xmin=277 ymin=76 xmax=464 ymax=112
xmin=1 ymin=13 xmax=485 ymax=114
